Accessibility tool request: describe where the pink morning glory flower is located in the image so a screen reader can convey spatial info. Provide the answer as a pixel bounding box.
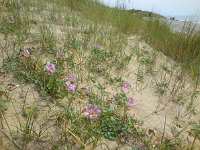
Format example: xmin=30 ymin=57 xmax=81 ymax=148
xmin=56 ymin=50 xmax=64 ymax=57
xmin=122 ymin=81 xmax=130 ymax=92
xmin=66 ymin=81 xmax=75 ymax=91
xmin=23 ymin=48 xmax=30 ymax=57
xmin=83 ymin=104 xmax=100 ymax=120
xmin=45 ymin=62 xmax=56 ymax=73
xmin=68 ymin=74 xmax=75 ymax=82
xmin=128 ymin=97 xmax=134 ymax=106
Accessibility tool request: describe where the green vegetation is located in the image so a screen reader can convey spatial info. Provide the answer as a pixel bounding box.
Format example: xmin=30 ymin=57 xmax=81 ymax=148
xmin=128 ymin=9 xmax=166 ymax=18
xmin=0 ymin=0 xmax=200 ymax=149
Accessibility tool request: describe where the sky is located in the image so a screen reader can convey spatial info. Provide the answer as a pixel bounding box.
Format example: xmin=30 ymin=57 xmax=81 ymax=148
xmin=99 ymin=0 xmax=200 ymax=18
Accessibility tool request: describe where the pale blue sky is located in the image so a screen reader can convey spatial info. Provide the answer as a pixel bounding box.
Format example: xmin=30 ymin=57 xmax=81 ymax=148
xmin=99 ymin=0 xmax=200 ymax=17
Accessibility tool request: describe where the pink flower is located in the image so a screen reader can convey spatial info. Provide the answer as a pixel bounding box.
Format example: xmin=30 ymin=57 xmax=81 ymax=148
xmin=68 ymin=74 xmax=75 ymax=82
xmin=128 ymin=97 xmax=134 ymax=106
xmin=83 ymin=104 xmax=100 ymax=120
xmin=23 ymin=48 xmax=30 ymax=57
xmin=56 ymin=50 xmax=64 ymax=57
xmin=45 ymin=62 xmax=56 ymax=73
xmin=122 ymin=81 xmax=130 ymax=92
xmin=66 ymin=81 xmax=75 ymax=91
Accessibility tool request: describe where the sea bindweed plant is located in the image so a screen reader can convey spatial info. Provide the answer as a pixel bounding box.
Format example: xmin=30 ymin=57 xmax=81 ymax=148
xmin=83 ymin=104 xmax=100 ymax=120
xmin=68 ymin=74 xmax=75 ymax=82
xmin=45 ymin=62 xmax=56 ymax=73
xmin=128 ymin=97 xmax=135 ymax=106
xmin=56 ymin=50 xmax=65 ymax=57
xmin=22 ymin=48 xmax=30 ymax=57
xmin=122 ymin=81 xmax=130 ymax=93
xmin=11 ymin=51 xmax=68 ymax=98
xmin=66 ymin=81 xmax=76 ymax=91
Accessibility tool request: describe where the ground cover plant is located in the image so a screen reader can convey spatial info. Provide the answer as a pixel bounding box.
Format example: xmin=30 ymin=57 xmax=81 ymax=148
xmin=1 ymin=0 xmax=200 ymax=149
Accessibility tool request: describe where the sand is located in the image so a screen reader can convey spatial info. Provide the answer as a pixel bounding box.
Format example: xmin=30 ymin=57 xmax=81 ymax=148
xmin=161 ymin=18 xmax=200 ymax=33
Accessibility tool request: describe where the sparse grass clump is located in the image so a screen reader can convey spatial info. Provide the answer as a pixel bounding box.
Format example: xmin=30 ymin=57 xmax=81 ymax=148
xmin=145 ymin=18 xmax=200 ymax=78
